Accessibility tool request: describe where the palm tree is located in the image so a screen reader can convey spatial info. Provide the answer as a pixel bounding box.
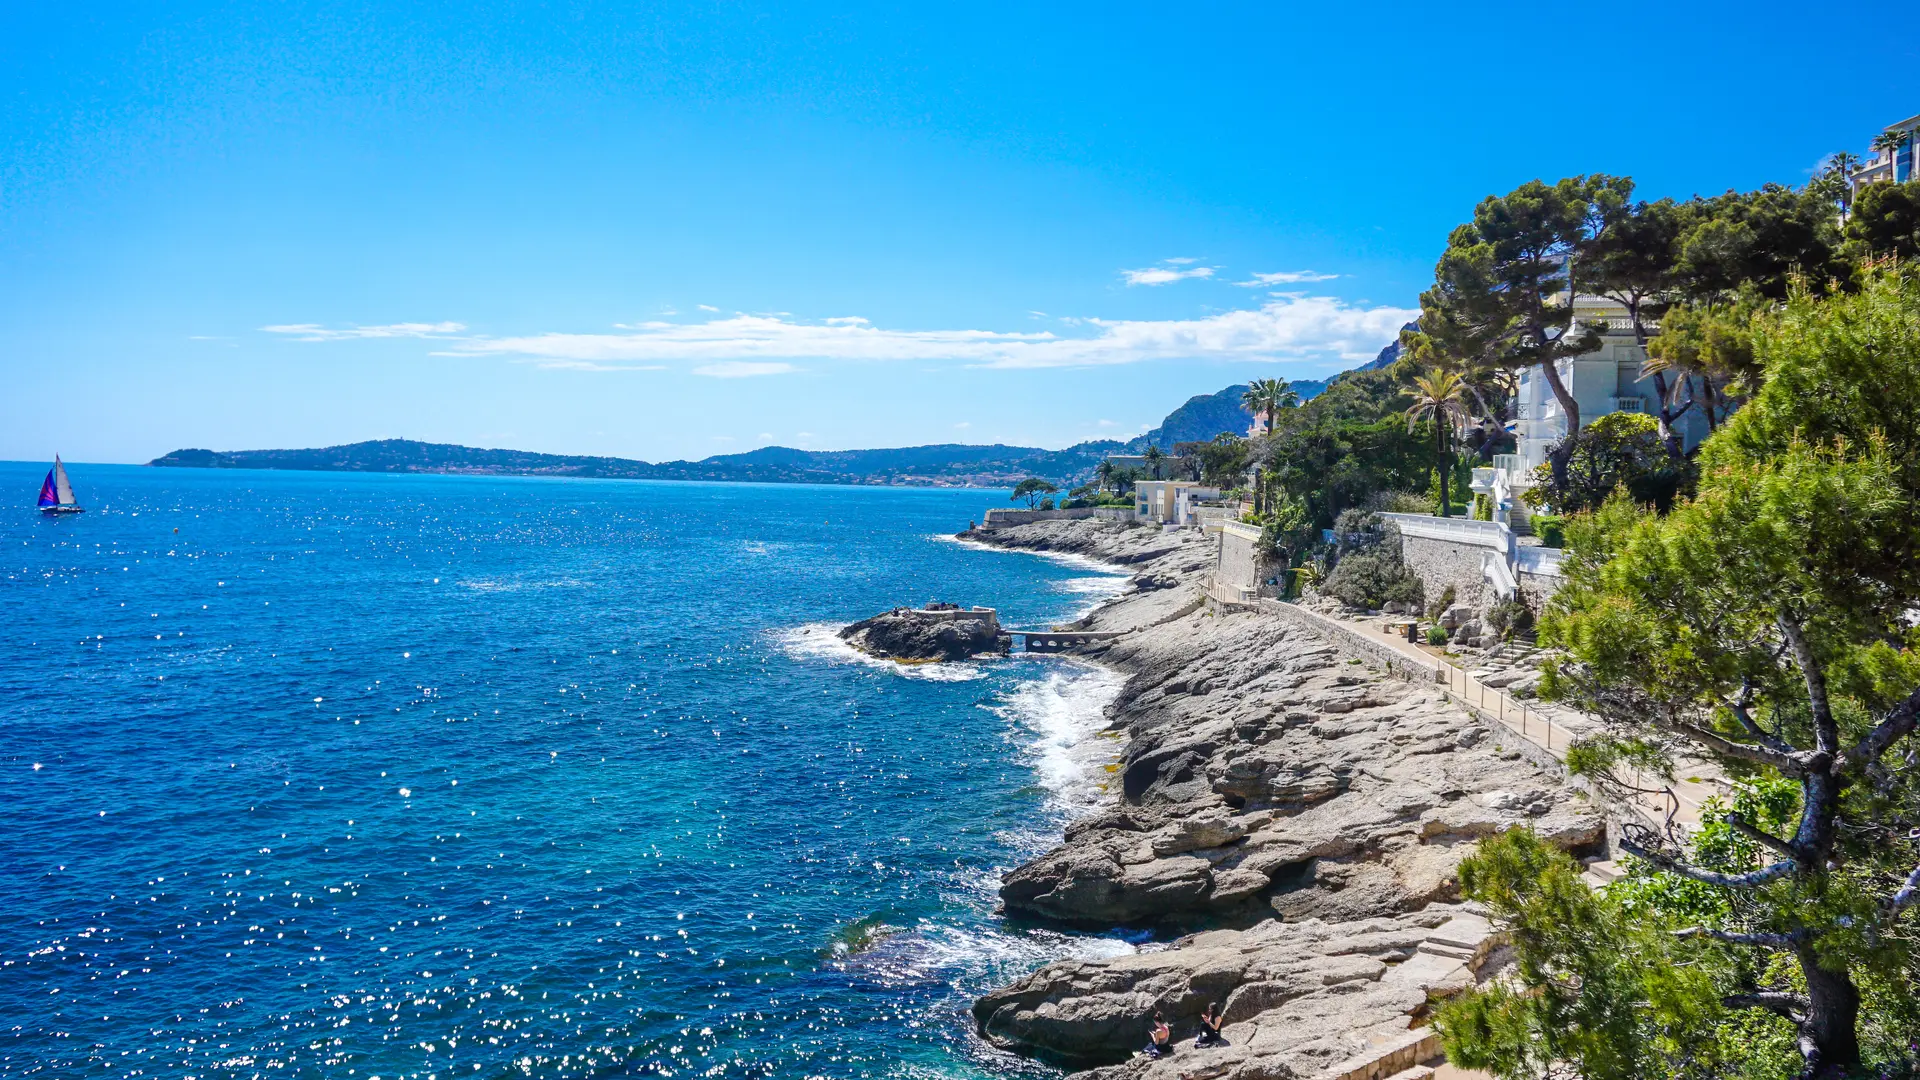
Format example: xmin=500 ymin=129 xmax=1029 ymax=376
xmin=1143 ymin=444 xmax=1164 ymax=480
xmin=1095 ymin=459 xmax=1115 ymax=494
xmin=1239 ymin=378 xmax=1296 ymax=512
xmin=1240 ymin=378 xmax=1297 ymax=435
xmin=1824 ymin=150 xmax=1865 ymax=213
xmin=1872 ymin=130 xmax=1909 ymax=165
xmin=1405 ymin=369 xmax=1470 ymax=517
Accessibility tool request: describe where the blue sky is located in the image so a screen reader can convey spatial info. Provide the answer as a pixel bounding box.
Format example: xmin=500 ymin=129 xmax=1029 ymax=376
xmin=4 ymin=2 xmax=1917 ymax=465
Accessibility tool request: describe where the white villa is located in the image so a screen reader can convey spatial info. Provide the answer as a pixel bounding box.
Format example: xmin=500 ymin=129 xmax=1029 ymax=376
xmin=1848 ymin=113 xmax=1919 ymax=197
xmin=1135 ymin=480 xmax=1220 ymax=525
xmin=1511 ymin=296 xmax=1712 ymax=475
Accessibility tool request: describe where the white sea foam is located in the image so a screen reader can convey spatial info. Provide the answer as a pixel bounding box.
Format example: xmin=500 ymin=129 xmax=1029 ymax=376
xmin=773 ymin=623 xmax=990 ymax=682
xmin=988 ymin=660 xmax=1126 ymax=817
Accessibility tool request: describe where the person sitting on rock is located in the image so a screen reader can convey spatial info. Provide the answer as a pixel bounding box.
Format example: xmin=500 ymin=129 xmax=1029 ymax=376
xmin=1144 ymin=1012 xmax=1172 ymax=1058
xmin=1195 ymin=1003 xmax=1223 ymax=1047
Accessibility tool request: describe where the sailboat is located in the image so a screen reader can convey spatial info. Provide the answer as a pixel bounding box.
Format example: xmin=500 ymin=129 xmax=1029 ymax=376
xmin=37 ymin=456 xmax=83 ymax=514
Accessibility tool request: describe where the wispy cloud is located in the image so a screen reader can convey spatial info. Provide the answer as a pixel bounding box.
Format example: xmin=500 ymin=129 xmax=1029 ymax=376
xmin=440 ymin=296 xmax=1413 ymax=369
xmin=691 ymin=361 xmax=800 ymax=378
xmin=1235 ymin=270 xmax=1339 ymax=287
xmin=697 ymin=304 xmax=720 ymax=312
xmin=262 ymin=321 xmax=466 ymax=341
xmin=1121 ymin=261 xmax=1217 ymax=286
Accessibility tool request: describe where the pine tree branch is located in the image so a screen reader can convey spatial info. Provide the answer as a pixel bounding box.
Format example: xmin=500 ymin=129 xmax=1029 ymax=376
xmin=1673 ymin=925 xmax=1800 ymax=947
xmin=1619 ymin=835 xmax=1797 ymax=888
xmin=1777 ymin=614 xmax=1838 ymax=755
xmin=1837 ymin=685 xmax=1920 ymax=777
xmin=1725 ymin=813 xmax=1798 ymax=859
xmin=1723 ymin=992 xmax=1807 ymax=1021
xmin=1726 ymin=677 xmax=1793 ymax=755
xmin=1886 ymin=859 xmax=1920 ymax=916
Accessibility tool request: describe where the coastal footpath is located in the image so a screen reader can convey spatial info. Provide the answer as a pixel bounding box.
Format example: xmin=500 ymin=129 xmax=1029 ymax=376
xmin=965 ymin=517 xmax=1606 ymax=1080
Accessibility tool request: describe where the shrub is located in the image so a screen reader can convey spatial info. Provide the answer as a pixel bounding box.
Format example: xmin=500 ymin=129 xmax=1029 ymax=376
xmin=1524 ymin=412 xmax=1690 ymax=515
xmin=1425 ymin=625 xmax=1450 ymax=646
xmin=1530 ymin=514 xmax=1566 ymax=548
xmin=1365 ymin=489 xmax=1436 ymax=515
xmin=1426 ymin=584 xmax=1456 ymax=621
xmin=1485 ymin=598 xmax=1535 ymax=640
xmin=1322 ymin=519 xmax=1424 ymax=611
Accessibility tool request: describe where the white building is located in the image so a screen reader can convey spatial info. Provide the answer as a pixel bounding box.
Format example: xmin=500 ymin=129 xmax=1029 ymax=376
xmin=1512 ymin=297 xmax=1712 ymax=475
xmin=1848 ymin=113 xmax=1919 ymax=197
xmin=1134 ymin=480 xmax=1220 ymax=525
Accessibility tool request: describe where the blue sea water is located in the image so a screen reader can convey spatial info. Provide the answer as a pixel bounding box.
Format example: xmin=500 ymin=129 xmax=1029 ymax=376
xmin=1 ymin=463 xmax=1140 ymax=1080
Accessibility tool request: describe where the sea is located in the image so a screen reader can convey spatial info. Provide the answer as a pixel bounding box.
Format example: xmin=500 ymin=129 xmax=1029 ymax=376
xmin=0 ymin=463 xmax=1144 ymax=1080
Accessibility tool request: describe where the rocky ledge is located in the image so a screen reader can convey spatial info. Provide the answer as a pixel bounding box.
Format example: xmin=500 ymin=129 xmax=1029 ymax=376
xmin=960 ymin=518 xmax=1606 ymax=1079
xmin=839 ymin=602 xmax=1012 ymax=662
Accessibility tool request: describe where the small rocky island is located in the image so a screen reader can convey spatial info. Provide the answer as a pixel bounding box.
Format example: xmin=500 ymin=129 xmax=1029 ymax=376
xmin=838 ymin=602 xmax=1013 ymax=662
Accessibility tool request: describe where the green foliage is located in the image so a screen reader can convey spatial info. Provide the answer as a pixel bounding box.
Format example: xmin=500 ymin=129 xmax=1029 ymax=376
xmin=1186 ymin=433 xmax=1248 ymax=488
xmin=1528 ymin=513 xmax=1565 ymax=548
xmin=1525 ymin=412 xmax=1689 ymax=515
xmin=1374 ymin=489 xmax=1436 ymax=515
xmin=1671 ymin=183 xmax=1850 ymax=302
xmin=1425 ymin=624 xmax=1450 ymax=647
xmin=1485 ymin=597 xmax=1534 ymax=640
xmin=1321 ymin=519 xmax=1424 ymax=611
xmin=1009 ymin=477 xmax=1058 ymax=508
xmin=1845 ymin=181 xmax=1920 ymax=262
xmin=1249 ymin=368 xmax=1433 ymax=531
xmin=1426 ymin=584 xmax=1456 ymax=622
xmin=1471 ymin=492 xmax=1493 ymax=521
xmin=1527 ymin=273 xmax=1920 ymax=1071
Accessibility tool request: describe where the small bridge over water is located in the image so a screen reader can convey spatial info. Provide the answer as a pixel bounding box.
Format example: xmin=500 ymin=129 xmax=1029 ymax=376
xmin=1006 ymin=629 xmax=1130 ymax=654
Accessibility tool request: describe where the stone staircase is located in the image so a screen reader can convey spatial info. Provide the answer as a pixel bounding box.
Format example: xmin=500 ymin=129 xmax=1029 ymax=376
xmin=1580 ymin=858 xmax=1624 ymax=890
xmin=1506 ymin=501 xmax=1535 ymax=539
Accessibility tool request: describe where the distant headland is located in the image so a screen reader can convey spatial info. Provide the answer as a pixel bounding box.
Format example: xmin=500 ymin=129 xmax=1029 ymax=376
xmin=147 ymin=376 xmax=1345 ymax=489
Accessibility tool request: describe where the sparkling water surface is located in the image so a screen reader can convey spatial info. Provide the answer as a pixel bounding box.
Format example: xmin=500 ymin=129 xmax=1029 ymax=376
xmin=1 ymin=464 xmax=1138 ymax=1079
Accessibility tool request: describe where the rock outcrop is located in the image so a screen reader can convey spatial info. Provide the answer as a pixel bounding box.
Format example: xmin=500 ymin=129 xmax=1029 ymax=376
xmin=960 ymin=517 xmax=1607 ymax=1079
xmin=839 ymin=604 xmax=1011 ymax=662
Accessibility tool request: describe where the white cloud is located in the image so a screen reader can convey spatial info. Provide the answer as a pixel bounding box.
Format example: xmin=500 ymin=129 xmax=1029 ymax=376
xmin=698 ymin=304 xmax=720 ymax=312
xmin=270 ymin=290 xmax=1413 ymax=373
xmin=953 ymin=421 xmax=971 ymax=429
xmin=1163 ymin=256 xmax=1200 ymax=265
xmin=1097 ymin=419 xmax=1119 ymax=427
xmin=1235 ymin=271 xmax=1339 ymax=287
xmin=262 ymin=321 xmax=466 ymax=341
xmin=691 ymin=361 xmax=800 ymax=378
xmin=1121 ymin=264 xmax=1217 ymax=287
xmin=432 ymin=295 xmax=1412 ymax=370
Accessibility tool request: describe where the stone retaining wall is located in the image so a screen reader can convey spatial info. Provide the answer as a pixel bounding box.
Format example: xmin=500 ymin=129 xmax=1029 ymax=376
xmin=980 ymin=506 xmax=1137 ymax=528
xmin=1399 ymin=533 xmax=1491 ymax=610
xmin=1254 ymin=600 xmax=1445 ymax=684
xmin=1216 ymin=522 xmax=1263 ymax=594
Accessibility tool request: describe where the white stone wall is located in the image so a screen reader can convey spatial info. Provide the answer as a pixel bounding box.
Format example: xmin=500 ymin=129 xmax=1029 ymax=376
xmin=1217 ymin=527 xmax=1263 ymax=592
xmin=1398 ymin=533 xmax=1492 ymax=609
xmin=981 ymin=507 xmax=1136 ymax=528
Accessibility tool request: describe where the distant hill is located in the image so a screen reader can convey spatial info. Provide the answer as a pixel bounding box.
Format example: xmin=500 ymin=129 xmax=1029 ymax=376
xmin=1359 ymin=322 xmax=1418 ymax=371
xmin=150 ymin=370 xmax=1366 ymax=488
xmin=1128 ymin=378 xmax=1329 ymax=451
xmin=150 ymin=438 xmax=1127 ymax=487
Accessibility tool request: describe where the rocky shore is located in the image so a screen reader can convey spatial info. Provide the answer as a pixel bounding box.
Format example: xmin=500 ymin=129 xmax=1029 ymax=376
xmin=838 ymin=603 xmax=1012 ymax=661
xmin=961 ymin=518 xmax=1605 ymax=1080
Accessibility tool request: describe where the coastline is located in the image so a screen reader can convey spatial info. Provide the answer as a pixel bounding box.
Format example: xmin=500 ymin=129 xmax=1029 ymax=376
xmin=960 ymin=517 xmax=1603 ymax=1080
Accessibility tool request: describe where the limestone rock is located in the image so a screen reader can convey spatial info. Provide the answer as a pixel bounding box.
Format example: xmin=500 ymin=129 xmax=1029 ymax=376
xmin=838 ymin=605 xmax=1009 ymax=661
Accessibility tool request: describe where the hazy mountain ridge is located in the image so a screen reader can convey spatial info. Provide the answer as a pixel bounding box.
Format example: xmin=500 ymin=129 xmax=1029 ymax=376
xmin=149 ymin=373 xmax=1350 ymax=486
xmin=150 ymin=438 xmax=1128 ymax=487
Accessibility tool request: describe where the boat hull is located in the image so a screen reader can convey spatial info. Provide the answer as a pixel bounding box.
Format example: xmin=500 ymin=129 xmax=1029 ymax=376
xmin=39 ymin=506 xmax=84 ymax=514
